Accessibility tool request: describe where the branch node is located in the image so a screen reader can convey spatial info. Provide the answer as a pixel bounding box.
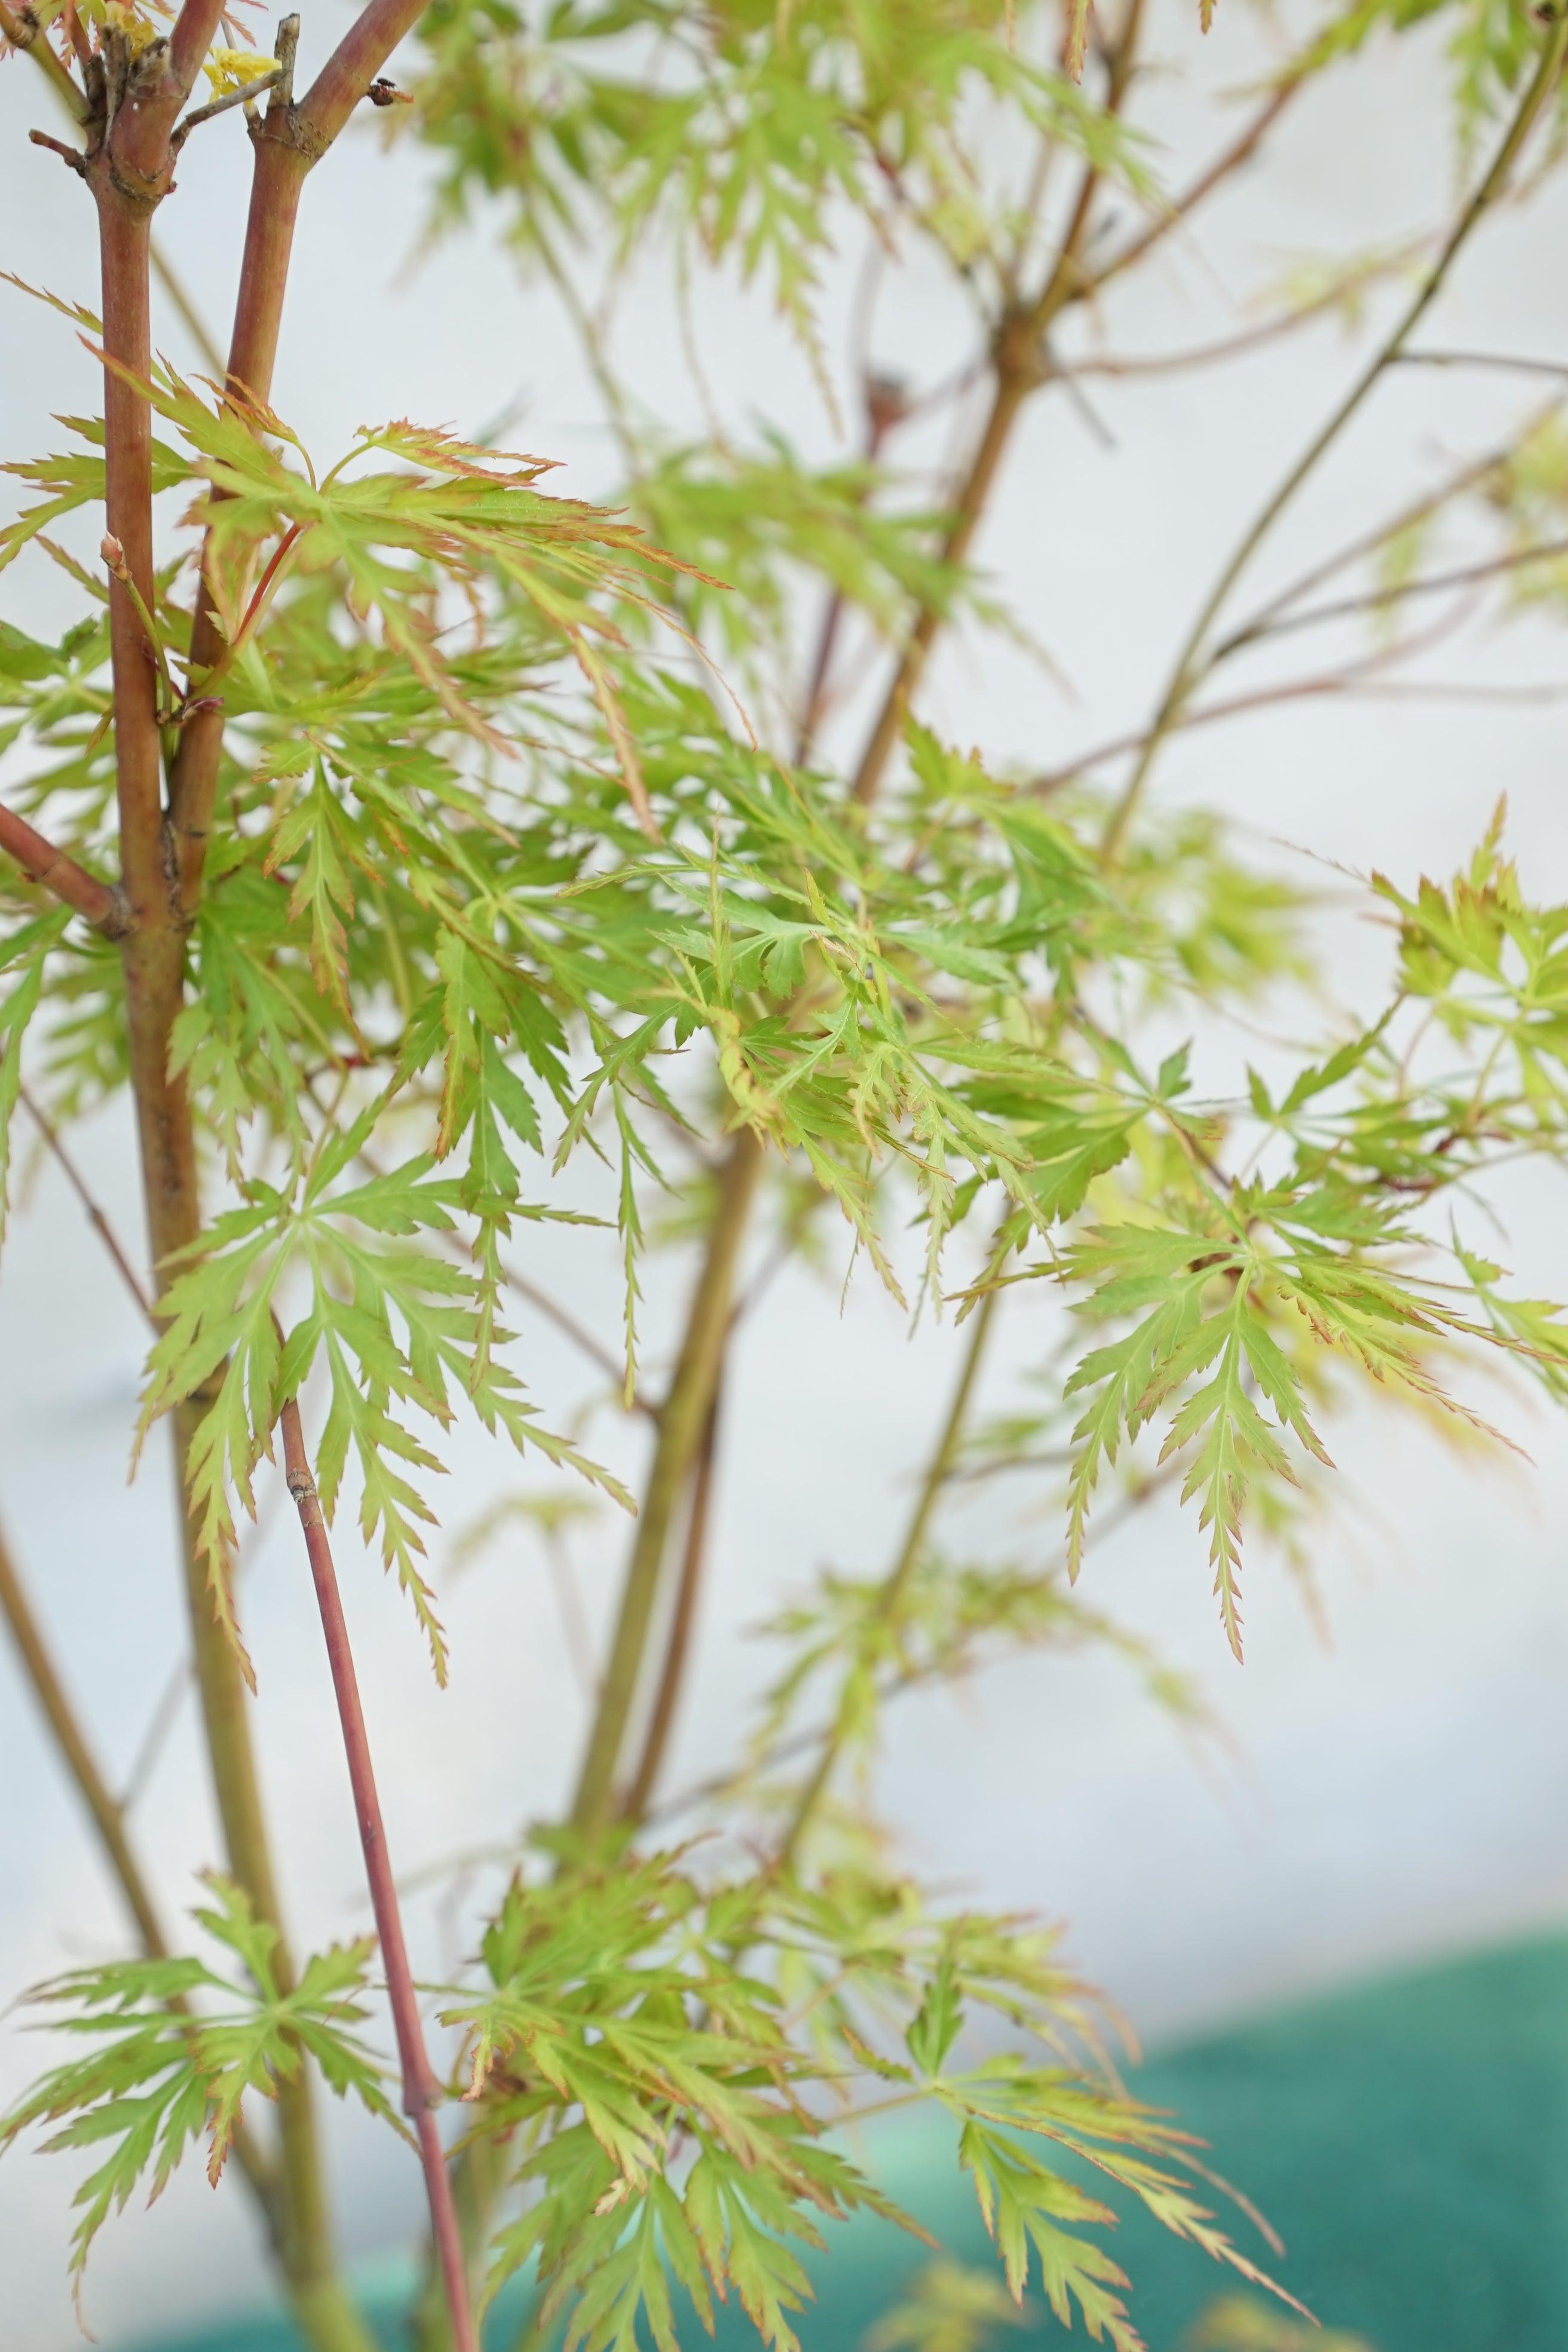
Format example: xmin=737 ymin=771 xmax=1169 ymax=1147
xmin=28 ymin=127 xmax=88 ymax=176
xmin=102 ymin=885 xmax=139 ymax=941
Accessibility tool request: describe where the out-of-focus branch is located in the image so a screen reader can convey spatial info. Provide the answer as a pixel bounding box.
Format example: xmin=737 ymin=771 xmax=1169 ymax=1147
xmin=1214 ymin=531 xmax=1568 ymax=659
xmin=0 ymin=1511 xmax=279 ymax=2221
xmin=621 ymin=1382 xmax=723 ymax=1823
xmin=1224 ymin=396 xmax=1564 ymax=645
xmin=20 ymin=1086 xmax=152 ymax=1316
xmin=1086 ymin=81 xmax=1298 ymax=296
xmin=773 ymin=1285 xmax=1001 ymax=1875
xmin=1101 ymin=12 xmax=1568 ymax=863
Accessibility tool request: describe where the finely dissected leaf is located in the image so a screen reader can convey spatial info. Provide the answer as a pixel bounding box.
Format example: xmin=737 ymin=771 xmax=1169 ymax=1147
xmin=411 ymin=0 xmax=1153 ymax=353
xmin=960 ymin=2124 xmax=1138 ymax=2344
xmin=134 ymin=1128 xmax=631 ymax=1676
xmin=11 ymin=17 xmax=1568 ymax=2347
xmin=0 ymin=1881 xmax=397 ymax=2286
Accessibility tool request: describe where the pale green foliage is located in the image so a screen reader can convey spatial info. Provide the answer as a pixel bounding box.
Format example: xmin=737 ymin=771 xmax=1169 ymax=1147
xmin=0 ymin=1880 xmax=399 ymax=2291
xmin=753 ymin=1554 xmax=1202 ymax=1776
xmin=5 ymin=0 xmax=1568 ymax=2344
xmin=1292 ymin=0 xmax=1558 ymax=131
xmin=865 ymin=2259 xmax=1030 ymax=2352
xmin=441 ymin=1850 xmax=1290 ymax=2352
xmin=409 ymin=0 xmax=1152 ymax=343
xmin=629 ymin=438 xmax=973 ymax=689
xmin=1188 ymin=2293 xmax=1376 ymax=2351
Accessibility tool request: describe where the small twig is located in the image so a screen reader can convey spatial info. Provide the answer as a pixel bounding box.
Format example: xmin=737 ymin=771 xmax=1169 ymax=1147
xmin=771 ymin=1283 xmax=1002 ymax=1876
xmin=566 ymin=1128 xmax=765 ymax=1843
xmin=1040 ymin=663 xmax=1568 ymax=785
xmin=846 ymin=0 xmax=1151 ymax=808
xmin=1039 ymin=333 xmax=1119 ymax=448
xmin=1395 ymin=347 xmax=1568 ymax=383
xmin=792 ymin=375 xmax=909 ymax=762
xmin=1086 ymin=81 xmax=1298 ymax=296
xmin=1062 ymin=256 xmax=1418 ymax=382
xmin=276 ymin=1399 xmax=477 ymax=2352
xmin=20 ymin=1086 xmax=153 ymax=1318
xmin=193 ymin=521 xmax=305 ymax=699
xmin=507 ymin=1260 xmax=656 ymax=1413
xmin=27 ymin=126 xmax=86 ymax=175
xmin=1100 ymin=11 xmax=1568 ymax=863
xmin=0 ymin=801 xmax=131 ymax=935
xmin=60 ymin=1 xmax=90 ymax=69
xmin=1213 ymin=531 xmax=1568 ymax=658
xmin=172 ymin=66 xmax=285 ymax=149
xmin=1315 ymin=676 xmax=1568 ymax=706
xmin=101 ymin=531 xmax=180 ymax=719
xmin=543 ymin=1531 xmax=600 ymax=1702
xmin=120 ymin=1653 xmax=195 ymax=1812
xmin=1222 ymin=396 xmax=1564 ymax=647
xmin=1034 ymin=604 xmax=1474 ymax=786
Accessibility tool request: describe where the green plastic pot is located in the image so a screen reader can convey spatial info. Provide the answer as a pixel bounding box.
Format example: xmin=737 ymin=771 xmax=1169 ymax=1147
xmin=125 ymin=1934 xmax=1568 ymax=2352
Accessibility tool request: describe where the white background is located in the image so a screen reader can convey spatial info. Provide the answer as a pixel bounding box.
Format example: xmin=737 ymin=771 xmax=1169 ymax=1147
xmin=4 ymin=2 xmax=1568 ymax=2343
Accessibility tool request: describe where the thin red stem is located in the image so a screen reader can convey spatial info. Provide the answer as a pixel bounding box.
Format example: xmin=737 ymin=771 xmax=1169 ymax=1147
xmin=277 ymin=1399 xmax=477 ymax=2352
xmin=209 ymin=520 xmax=305 ymax=678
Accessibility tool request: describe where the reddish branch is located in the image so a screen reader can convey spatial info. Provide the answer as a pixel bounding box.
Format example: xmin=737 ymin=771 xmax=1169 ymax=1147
xmin=0 ymin=802 xmax=128 ymax=932
xmin=36 ymin=3 xmax=455 ymax=2341
xmin=170 ymin=0 xmax=436 ymax=912
xmin=277 ymin=1399 xmax=479 ymax=2352
xmin=1088 ymin=81 xmax=1297 ymax=295
xmin=294 ymin=0 xmax=429 ymax=146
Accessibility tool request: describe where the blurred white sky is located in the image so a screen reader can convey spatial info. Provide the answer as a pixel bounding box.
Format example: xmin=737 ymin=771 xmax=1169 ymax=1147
xmin=4 ymin=3 xmax=1568 ymax=2344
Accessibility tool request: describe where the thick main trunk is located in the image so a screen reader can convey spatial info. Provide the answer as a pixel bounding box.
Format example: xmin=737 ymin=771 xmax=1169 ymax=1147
xmin=93 ymin=151 xmax=373 ymax=2352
